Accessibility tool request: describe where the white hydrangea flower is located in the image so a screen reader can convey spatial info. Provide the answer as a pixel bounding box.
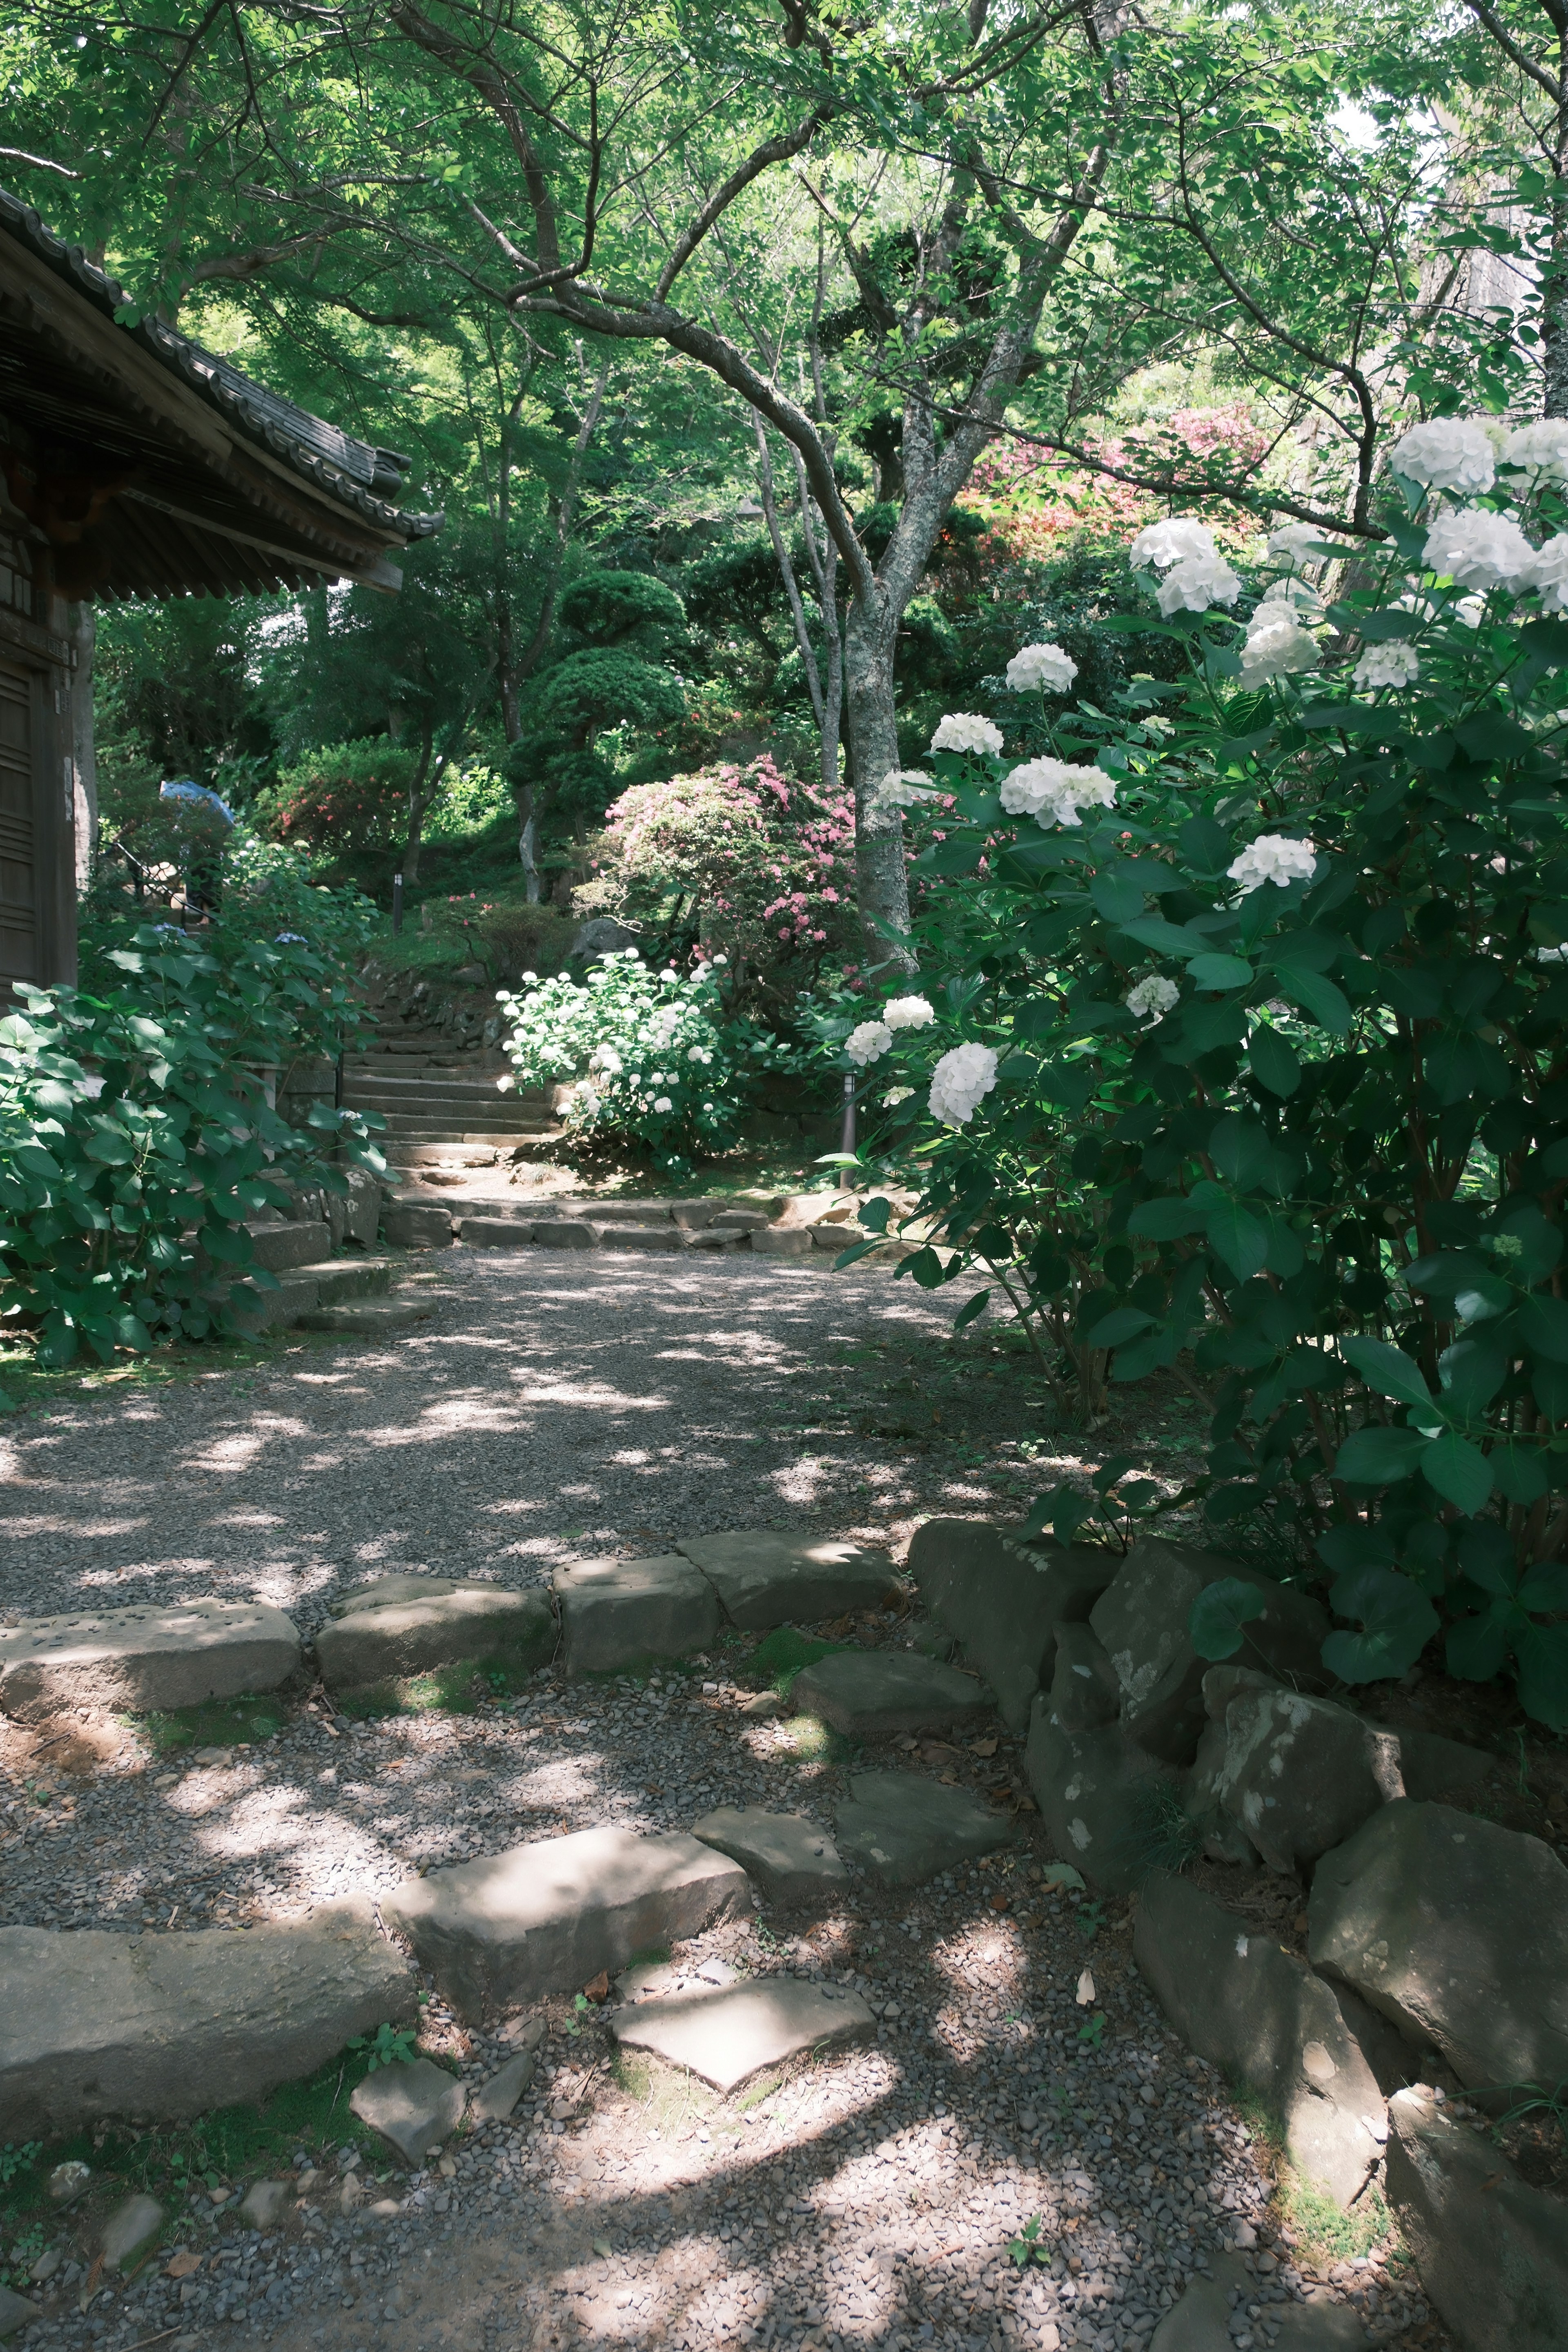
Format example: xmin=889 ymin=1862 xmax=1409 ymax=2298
xmin=687 ymin=1045 xmax=710 ymax=1064
xmin=846 ymin=1019 xmax=894 ymax=1067
xmin=1130 ymin=516 xmax=1218 ymax=571
xmin=1239 ymin=608 xmax=1319 ymax=684
xmin=1257 ymin=575 xmax=1321 ymax=616
xmin=1423 ymin=508 xmax=1534 ymax=590
xmin=882 ymin=1086 xmax=915 ymax=1105
xmin=929 ymin=1042 xmax=1000 ymax=1127
xmin=884 ymin=995 xmax=936 ymax=1031
xmin=1502 ymin=420 xmax=1568 ymax=480
xmin=1522 ymin=530 xmax=1568 ymax=612
xmin=711 ymin=953 xmax=728 ymax=965
xmin=1157 ymin=555 xmax=1243 ymax=616
xmin=1454 ymin=593 xmax=1487 ymax=626
xmin=1228 ymin=835 xmax=1319 ymax=893
xmin=1267 ymin=521 xmax=1341 ymax=567
xmin=930 ymin=713 xmax=1004 ymax=757
xmin=1126 ymin=975 xmax=1180 ymax=1021
xmin=653 ymin=1096 xmax=673 ymax=1114
xmin=1388 ymin=419 xmax=1496 ymax=496
xmin=1005 ymin=642 xmax=1078 ymax=693
xmin=1000 ymin=756 xmax=1117 ymax=829
xmin=1354 ymin=641 xmax=1421 ymax=690
xmin=875 ymin=767 xmax=940 ymax=809
xmin=589 ymin=1044 xmax=622 ymax=1074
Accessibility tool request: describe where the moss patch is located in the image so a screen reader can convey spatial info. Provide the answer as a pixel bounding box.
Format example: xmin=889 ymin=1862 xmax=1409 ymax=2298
xmin=335 ymin=1649 xmax=545 ymax=1719
xmin=749 ymin=1626 xmax=851 ymax=1695
xmin=135 ymin=1692 xmax=289 ymax=1754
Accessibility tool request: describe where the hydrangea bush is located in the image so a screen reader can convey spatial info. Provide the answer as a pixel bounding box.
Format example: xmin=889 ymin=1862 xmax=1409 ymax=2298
xmin=494 ymin=950 xmax=800 ymax=1177
xmin=838 ymin=419 xmax=1568 ymax=1728
xmin=2 ymin=855 xmax=384 ymax=1367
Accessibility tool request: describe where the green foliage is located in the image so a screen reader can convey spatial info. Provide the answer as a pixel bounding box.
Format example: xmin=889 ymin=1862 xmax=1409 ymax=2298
xmin=748 ymin=1626 xmax=851 ymax=1693
xmin=137 ymin=1693 xmax=285 ymax=1755
xmin=495 ymin=949 xmax=801 ymax=1177
xmin=348 ymin=2022 xmax=418 ymax=2073
xmin=1007 ymin=2214 xmax=1053 ymax=2269
xmin=853 ymin=439 xmax=1568 ymax=1731
xmin=2 ymin=842 xmax=383 ymax=1366
xmin=255 ymin=739 xmax=417 ymax=858
xmin=0 ymin=2146 xmax=40 ymax=2191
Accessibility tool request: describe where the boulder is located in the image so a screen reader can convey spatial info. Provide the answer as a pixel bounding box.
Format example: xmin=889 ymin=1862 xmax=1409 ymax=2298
xmin=833 ymin=1770 xmax=1013 ymax=1887
xmin=689 ymin=1806 xmax=848 ymax=1909
xmin=101 ymin=2193 xmax=164 ymax=2271
xmin=1089 ymin=1539 xmax=1330 ymax=1764
xmin=1379 ymin=1724 xmax=1499 ymax=1808
xmin=380 ymin=1827 xmax=752 ymax=2021
xmin=1025 ymin=1708 xmax=1184 ymax=1895
xmin=472 ymin=2051 xmax=536 ymax=2121
xmin=532 ymin=1221 xmax=595 ymax=1250
xmin=1386 ymin=2086 xmax=1568 ymax=2352
xmin=1046 ymin=1622 xmax=1122 ymax=1733
xmin=1149 ymin=2255 xmax=1285 ymax=2352
xmin=751 ymin=1227 xmax=815 ymax=1259
xmin=238 ymin=2179 xmax=291 ymax=2230
xmin=554 ymin=1555 xmax=719 ymax=1676
xmin=0 ymin=1901 xmax=414 ymax=2139
xmin=610 ymin=1978 xmax=873 ymax=2094
xmin=0 ymin=2289 xmax=32 ymax=2341
xmin=1214 ymin=1688 xmax=1406 ymax=1876
xmin=1308 ymin=1800 xmax=1568 ymax=2109
xmin=1185 ymin=1715 xmax=1261 ymax=1867
xmin=788 ymin=1650 xmax=991 ymax=1740
xmin=453 ymin=1216 xmax=536 ymax=1248
xmin=676 ymin=1531 xmax=900 ymax=1630
xmin=380 ymin=1201 xmax=453 ymax=1249
xmin=1135 ymin=1871 xmax=1386 ymax=2208
xmin=905 ymin=1520 xmax=1117 ymax=1735
xmin=1262 ymin=2312 xmax=1370 ymax=2352
xmin=314 ymin=1585 xmax=555 ymax=1689
xmin=0 ymin=1598 xmax=301 ymax=1723
xmin=350 ymin=2057 xmax=466 ymax=2165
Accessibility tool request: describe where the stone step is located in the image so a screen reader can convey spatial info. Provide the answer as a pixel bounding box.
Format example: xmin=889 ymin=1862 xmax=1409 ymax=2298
xmin=0 ymin=1598 xmax=301 ymax=1721
xmin=314 ymin=1581 xmax=556 ymax=1690
xmin=380 ymin=1826 xmax=752 ymax=2020
xmin=676 ymin=1530 xmax=900 ymax=1631
xmin=298 ymin=1297 xmax=436 ymax=1339
xmin=385 ymin=1147 xmax=502 ymax=1171
xmin=228 ymin=1257 xmax=394 ymax=1331
xmin=345 ymin=1092 xmax=549 ymax=1117
xmin=689 ymin=1807 xmax=849 ymax=1909
xmin=555 ymin=1554 xmax=720 ymax=1677
xmin=834 ymin=1769 xmax=1016 ymax=1888
xmin=610 ymin=1975 xmax=872 ymax=2094
xmin=0 ymin=1902 xmax=414 ymax=2138
xmin=245 ymin=1218 xmax=332 ymax=1273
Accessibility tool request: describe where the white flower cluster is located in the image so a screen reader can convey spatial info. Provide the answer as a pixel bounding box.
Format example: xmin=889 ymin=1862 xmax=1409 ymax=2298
xmin=1388 ymin=419 xmax=1497 ymax=496
xmin=1005 ymin=642 xmax=1078 ymax=693
xmin=876 ymin=767 xmax=940 ymax=807
xmin=930 ymin=713 xmax=1004 ymax=757
xmin=928 ymin=1041 xmax=999 ymax=1128
xmin=1503 ymin=421 xmax=1568 ymax=480
xmin=1423 ymin=508 xmax=1534 ymax=591
xmin=1354 ymin=641 xmax=1421 ymax=691
xmin=1239 ymin=599 xmax=1319 ymax=685
xmin=846 ymin=1019 xmax=893 ymax=1067
xmin=1000 ymin=756 xmax=1118 ymax=829
xmin=1228 ymin=835 xmax=1318 ymax=894
xmin=1158 ymin=554 xmax=1243 ymax=617
xmin=1130 ymin=516 xmax=1217 ymax=570
xmin=1267 ymin=521 xmax=1342 ymax=567
xmin=1528 ymin=532 xmax=1568 ymax=612
xmin=1126 ymin=975 xmax=1179 ymax=1022
xmin=884 ymin=995 xmax=936 ymax=1031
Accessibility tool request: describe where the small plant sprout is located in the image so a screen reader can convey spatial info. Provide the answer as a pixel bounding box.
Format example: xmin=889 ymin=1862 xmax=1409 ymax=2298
xmin=1007 ymin=2214 xmax=1053 ymax=2270
xmin=348 ymin=2022 xmax=417 ymax=2074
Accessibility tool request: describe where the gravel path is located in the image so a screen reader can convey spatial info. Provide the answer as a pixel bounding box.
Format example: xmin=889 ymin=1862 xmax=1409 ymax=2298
xmin=0 ymin=1250 xmax=1427 ymax=2352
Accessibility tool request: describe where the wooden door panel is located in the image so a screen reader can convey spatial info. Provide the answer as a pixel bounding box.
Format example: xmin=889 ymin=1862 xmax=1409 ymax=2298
xmin=0 ymin=662 xmax=37 ymax=982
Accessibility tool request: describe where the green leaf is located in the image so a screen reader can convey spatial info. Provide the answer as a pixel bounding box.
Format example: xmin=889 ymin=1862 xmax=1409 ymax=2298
xmin=1189 ymin=1577 xmax=1268 ymax=1662
xmin=1515 ymin=1622 xmax=1568 ymax=1731
xmin=832 ymin=1239 xmax=882 ymax=1271
xmin=1489 ymin=1441 xmax=1548 ymax=1506
xmin=1419 ymin=1430 xmax=1494 ymax=1514
xmin=1204 ymin=1198 xmax=1270 ymax=1281
xmin=1272 ymin=964 xmax=1352 ymax=1035
xmin=1178 ymin=817 xmax=1234 ymax=872
xmin=1120 ymin=916 xmax=1207 ymax=958
xmin=1334 ymin=1425 xmax=1429 ymax=1484
xmin=1323 ymin=1566 xmax=1439 ymax=1683
xmin=1090 ymin=864 xmax=1150 ymax=925
xmin=902 ymin=1247 xmax=948 ymax=1290
xmin=1446 ymin=1605 xmax=1513 ymax=1686
xmin=1247 ymin=1028 xmax=1301 ymax=1097
xmin=953 ymin=1290 xmax=992 ymax=1331
xmin=1187 ymin=953 xmax=1254 ymax=990
xmin=1084 ymin=1307 xmax=1156 ymax=1348
xmin=1126 ymin=1196 xmax=1210 ymax=1240
xmin=1339 ymin=1336 xmax=1434 ymax=1410
xmin=1519 ymin=1292 xmax=1568 ymax=1362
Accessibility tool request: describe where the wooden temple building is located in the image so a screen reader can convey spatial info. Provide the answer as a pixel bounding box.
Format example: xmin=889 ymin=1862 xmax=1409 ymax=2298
xmin=0 ymin=184 xmax=438 ymax=993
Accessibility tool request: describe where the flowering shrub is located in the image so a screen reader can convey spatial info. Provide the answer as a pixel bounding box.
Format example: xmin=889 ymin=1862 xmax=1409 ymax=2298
xmin=834 ymin=411 xmax=1568 ymax=1730
xmin=255 ymin=739 xmax=417 ymax=855
xmin=3 ymin=868 xmax=383 ymax=1365
xmin=494 ymin=950 xmax=800 ymax=1175
xmin=577 ymin=756 xmax=855 ymax=997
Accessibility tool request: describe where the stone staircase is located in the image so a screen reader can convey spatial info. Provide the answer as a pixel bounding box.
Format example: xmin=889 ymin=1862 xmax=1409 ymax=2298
xmin=341 ymin=1036 xmax=561 ymax=1173
xmin=237 ymin=1215 xmax=402 ymax=1333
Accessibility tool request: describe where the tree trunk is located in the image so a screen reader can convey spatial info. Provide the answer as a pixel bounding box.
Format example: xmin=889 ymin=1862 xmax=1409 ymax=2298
xmin=842 ymin=588 xmax=915 ymax=970
xmin=403 ymin=730 xmax=434 ymax=883
xmin=1547 ymin=81 xmax=1568 ymax=416
xmin=68 ymin=601 xmax=97 ymax=895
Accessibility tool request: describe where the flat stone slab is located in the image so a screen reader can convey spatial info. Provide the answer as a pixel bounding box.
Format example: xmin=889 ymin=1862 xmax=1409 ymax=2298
xmin=314 ymin=1585 xmax=555 ymax=1688
xmin=454 ymin=1216 xmax=536 ymax=1247
xmin=381 ymin=1202 xmax=453 ymax=1248
xmin=532 ymin=1221 xmax=594 ymax=1250
xmin=381 ymin=1826 xmax=752 ymax=2021
xmin=790 ymin=1650 xmax=990 ymax=1739
xmin=610 ymin=1977 xmax=873 ymax=2093
xmin=1385 ymin=2086 xmax=1568 ymax=2352
xmin=330 ymin=1575 xmax=458 ymax=1617
xmin=101 ymin=2192 xmax=164 ymax=2271
xmin=676 ymin=1530 xmax=900 ymax=1630
xmin=0 ymin=1598 xmax=301 ymax=1722
xmin=350 ymin=2057 xmax=466 ymax=2164
xmin=834 ymin=1770 xmax=1014 ymax=1887
xmin=690 ymin=1806 xmax=848 ymax=1909
xmin=473 ymin=2051 xmax=536 ymax=2120
xmin=298 ymin=1298 xmax=436 ymax=1337
xmin=555 ymin=1555 xmax=719 ymax=1677
xmin=0 ymin=1900 xmax=414 ymax=2139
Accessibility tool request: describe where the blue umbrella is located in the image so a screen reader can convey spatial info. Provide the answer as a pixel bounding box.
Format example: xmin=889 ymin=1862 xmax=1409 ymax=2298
xmin=160 ymin=779 xmax=236 ymax=826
